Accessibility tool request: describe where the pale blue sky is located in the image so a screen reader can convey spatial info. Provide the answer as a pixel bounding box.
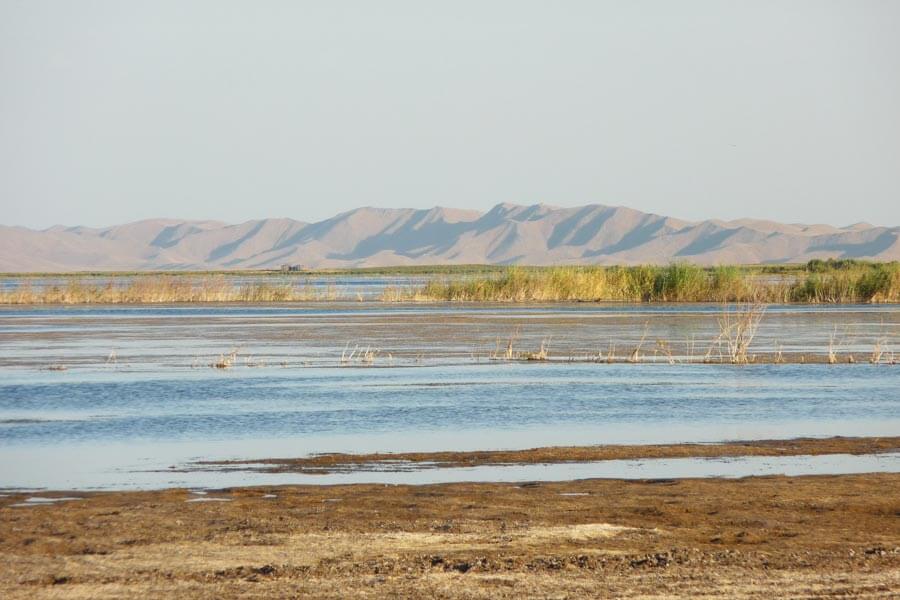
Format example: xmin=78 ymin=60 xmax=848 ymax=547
xmin=2 ymin=1 xmax=899 ymax=229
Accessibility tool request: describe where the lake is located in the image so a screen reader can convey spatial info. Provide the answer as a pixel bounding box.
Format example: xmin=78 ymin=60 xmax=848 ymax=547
xmin=1 ymin=302 xmax=898 ymax=490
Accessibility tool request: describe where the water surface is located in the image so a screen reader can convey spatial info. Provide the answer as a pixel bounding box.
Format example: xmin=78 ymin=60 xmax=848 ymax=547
xmin=0 ymin=303 xmax=897 ymax=490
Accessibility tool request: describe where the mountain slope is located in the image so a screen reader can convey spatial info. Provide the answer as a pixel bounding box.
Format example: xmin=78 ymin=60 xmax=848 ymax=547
xmin=1 ymin=204 xmax=897 ymax=271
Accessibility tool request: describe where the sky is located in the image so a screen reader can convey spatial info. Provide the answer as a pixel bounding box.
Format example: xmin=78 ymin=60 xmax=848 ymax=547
xmin=1 ymin=1 xmax=899 ymax=229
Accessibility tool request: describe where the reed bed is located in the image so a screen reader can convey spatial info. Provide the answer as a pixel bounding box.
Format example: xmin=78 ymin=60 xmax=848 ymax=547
xmin=2 ymin=260 xmax=897 ymax=304
xmin=412 ymin=261 xmax=900 ymax=304
xmin=0 ymin=276 xmax=341 ymax=304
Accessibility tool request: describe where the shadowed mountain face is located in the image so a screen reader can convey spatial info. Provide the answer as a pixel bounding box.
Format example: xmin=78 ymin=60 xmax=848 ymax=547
xmin=1 ymin=204 xmax=898 ymax=271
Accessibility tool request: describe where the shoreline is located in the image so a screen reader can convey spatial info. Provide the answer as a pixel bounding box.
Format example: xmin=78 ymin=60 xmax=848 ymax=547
xmin=198 ymin=436 xmax=900 ymax=474
xmin=3 ymin=436 xmax=896 ymax=494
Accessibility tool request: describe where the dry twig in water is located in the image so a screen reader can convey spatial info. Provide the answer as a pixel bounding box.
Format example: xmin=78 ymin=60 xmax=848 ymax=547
xmin=717 ymin=303 xmax=765 ymax=364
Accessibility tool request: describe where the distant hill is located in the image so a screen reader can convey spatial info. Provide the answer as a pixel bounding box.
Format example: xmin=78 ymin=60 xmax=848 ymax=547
xmin=1 ymin=204 xmax=898 ymax=271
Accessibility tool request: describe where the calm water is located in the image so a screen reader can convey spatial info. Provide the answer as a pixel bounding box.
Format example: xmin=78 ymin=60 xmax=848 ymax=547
xmin=0 ymin=302 xmax=898 ymax=490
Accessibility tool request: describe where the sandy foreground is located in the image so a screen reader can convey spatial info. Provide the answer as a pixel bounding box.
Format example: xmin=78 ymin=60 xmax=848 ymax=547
xmin=2 ymin=441 xmax=900 ymax=598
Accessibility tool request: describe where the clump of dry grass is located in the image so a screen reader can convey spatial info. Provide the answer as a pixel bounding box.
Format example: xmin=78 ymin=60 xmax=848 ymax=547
xmin=870 ymin=337 xmax=890 ymax=364
xmin=700 ymin=303 xmax=766 ymax=364
xmin=212 ymin=348 xmax=238 ymax=369
xmin=380 ymin=286 xmax=433 ymax=302
xmin=628 ymin=323 xmax=650 ymax=363
xmin=774 ymin=342 xmax=785 ymax=364
xmin=490 ymin=329 xmax=520 ymax=361
xmin=825 ymin=326 xmax=856 ymax=365
xmin=522 ymin=339 xmax=551 ymax=361
xmin=717 ymin=303 xmax=765 ymax=364
xmin=341 ymin=343 xmax=382 ymax=366
xmin=656 ymin=340 xmax=676 ymax=365
xmin=0 ymin=276 xmax=342 ymax=304
xmin=606 ymin=340 xmax=617 ymax=364
xmin=487 ymin=329 xmax=552 ymax=361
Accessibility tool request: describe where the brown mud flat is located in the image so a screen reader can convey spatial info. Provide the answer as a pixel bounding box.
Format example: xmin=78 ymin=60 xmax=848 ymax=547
xmin=2 ymin=474 xmax=899 ymax=598
xmin=199 ymin=435 xmax=900 ymax=474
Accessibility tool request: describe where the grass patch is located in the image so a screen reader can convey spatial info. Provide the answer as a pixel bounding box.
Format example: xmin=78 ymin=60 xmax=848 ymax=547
xmin=415 ymin=261 xmax=899 ymax=303
xmin=0 ymin=276 xmax=340 ymax=304
xmin=791 ymin=262 xmax=900 ymax=302
xmin=1 ymin=261 xmax=897 ymax=304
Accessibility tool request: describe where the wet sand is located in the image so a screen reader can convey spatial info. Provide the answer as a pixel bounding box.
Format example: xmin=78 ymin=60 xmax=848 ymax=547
xmin=199 ymin=436 xmax=900 ymax=473
xmin=3 ymin=446 xmax=900 ymax=597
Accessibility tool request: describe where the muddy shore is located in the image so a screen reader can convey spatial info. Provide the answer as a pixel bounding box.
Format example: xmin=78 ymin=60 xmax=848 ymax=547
xmin=3 ymin=442 xmax=900 ymax=597
xmin=197 ymin=436 xmax=900 ymax=474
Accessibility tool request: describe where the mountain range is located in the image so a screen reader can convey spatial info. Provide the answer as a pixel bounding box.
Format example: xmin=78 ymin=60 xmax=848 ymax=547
xmin=1 ymin=204 xmax=897 ymax=271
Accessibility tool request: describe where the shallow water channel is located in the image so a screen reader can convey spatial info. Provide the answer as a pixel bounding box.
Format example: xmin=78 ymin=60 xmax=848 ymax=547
xmin=0 ymin=302 xmax=898 ymax=490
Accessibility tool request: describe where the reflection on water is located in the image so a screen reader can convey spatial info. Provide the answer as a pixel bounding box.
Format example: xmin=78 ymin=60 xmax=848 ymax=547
xmin=0 ymin=303 xmax=898 ymax=490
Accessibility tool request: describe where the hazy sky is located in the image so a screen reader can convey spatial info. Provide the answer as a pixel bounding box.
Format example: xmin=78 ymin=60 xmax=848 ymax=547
xmin=2 ymin=1 xmax=899 ymax=229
